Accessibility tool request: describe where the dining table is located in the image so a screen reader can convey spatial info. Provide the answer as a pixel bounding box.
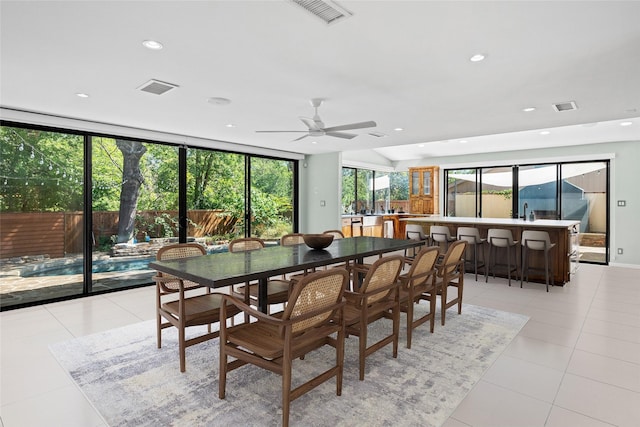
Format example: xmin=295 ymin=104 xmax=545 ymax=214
xmin=149 ymin=236 xmax=425 ymax=313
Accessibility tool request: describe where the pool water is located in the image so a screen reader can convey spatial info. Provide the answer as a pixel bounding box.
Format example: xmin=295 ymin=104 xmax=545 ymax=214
xmin=21 ymin=258 xmax=154 ymax=277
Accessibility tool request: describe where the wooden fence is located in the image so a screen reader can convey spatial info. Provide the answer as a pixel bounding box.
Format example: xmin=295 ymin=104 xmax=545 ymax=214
xmin=0 ymin=210 xmax=237 ymax=259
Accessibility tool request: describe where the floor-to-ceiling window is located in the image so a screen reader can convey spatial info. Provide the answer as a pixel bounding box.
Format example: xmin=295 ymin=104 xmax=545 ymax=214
xmin=342 ymin=167 xmax=409 ymax=215
xmin=250 ymin=157 xmax=295 ymax=242
xmin=444 ymin=160 xmax=610 ymax=264
xmin=480 ymin=166 xmax=513 ymax=218
xmin=0 ymin=125 xmax=84 ymax=308
xmin=0 ymin=121 xmax=298 ymax=310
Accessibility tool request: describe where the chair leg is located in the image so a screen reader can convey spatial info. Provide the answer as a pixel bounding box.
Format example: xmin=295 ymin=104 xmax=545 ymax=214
xmin=544 ymin=249 xmax=550 ymax=292
xmin=179 ymin=324 xmax=186 ymax=373
xmin=392 ymin=302 xmax=399 ymax=358
xmin=441 ymin=284 xmax=447 ymax=326
xmin=507 ymin=246 xmax=512 ymax=286
xmin=336 ymin=324 xmax=345 ymax=396
xmin=485 ymin=245 xmax=492 ymax=283
xmin=282 ymin=350 xmax=292 ymax=427
xmin=429 ymin=295 xmax=436 ymax=333
xmin=406 ymin=297 xmax=414 ymax=349
xmin=359 ymin=330 xmax=367 ymax=381
xmin=219 ymin=340 xmax=227 ymax=399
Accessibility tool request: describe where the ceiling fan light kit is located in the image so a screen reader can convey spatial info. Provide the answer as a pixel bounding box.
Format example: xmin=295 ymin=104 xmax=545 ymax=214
xmin=256 ymin=98 xmax=376 ymax=141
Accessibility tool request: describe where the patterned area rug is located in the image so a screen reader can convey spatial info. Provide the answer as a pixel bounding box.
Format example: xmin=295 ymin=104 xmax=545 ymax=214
xmin=50 ymin=304 xmax=528 ymax=427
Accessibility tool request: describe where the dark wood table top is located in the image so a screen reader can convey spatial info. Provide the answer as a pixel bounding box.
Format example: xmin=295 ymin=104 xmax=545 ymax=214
xmin=149 ymin=236 xmax=423 ymax=289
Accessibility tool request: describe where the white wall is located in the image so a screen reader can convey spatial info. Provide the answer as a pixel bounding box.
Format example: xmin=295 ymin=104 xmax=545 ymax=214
xmin=299 ymin=152 xmax=342 ymax=234
xmin=392 ymin=140 xmax=639 ymax=268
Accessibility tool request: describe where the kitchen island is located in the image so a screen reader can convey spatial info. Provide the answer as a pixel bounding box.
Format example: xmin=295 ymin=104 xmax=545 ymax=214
xmin=401 ymin=216 xmax=580 ymax=284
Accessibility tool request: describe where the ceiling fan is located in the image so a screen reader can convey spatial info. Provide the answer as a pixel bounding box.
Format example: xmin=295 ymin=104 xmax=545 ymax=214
xmin=256 ymin=98 xmax=377 ymax=141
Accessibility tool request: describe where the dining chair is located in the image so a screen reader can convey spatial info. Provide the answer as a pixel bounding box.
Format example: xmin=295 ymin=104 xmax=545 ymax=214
xmin=423 ymin=240 xmax=467 ymax=326
xmin=397 ymin=246 xmax=439 ymax=349
xmin=228 ymin=237 xmax=291 ymax=317
xmin=154 ymin=243 xmax=240 ymax=373
xmin=282 ymin=232 xmax=312 ymax=283
xmin=219 ymin=269 xmax=348 ymax=427
xmin=343 ymin=255 xmax=404 ymax=380
xmin=322 ymin=229 xmax=345 ymax=239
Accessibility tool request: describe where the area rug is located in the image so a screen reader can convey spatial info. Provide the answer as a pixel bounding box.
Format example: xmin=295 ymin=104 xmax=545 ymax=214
xmin=50 ymin=304 xmax=528 ymax=427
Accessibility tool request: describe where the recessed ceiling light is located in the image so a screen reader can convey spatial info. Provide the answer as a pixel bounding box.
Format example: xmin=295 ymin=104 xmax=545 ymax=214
xmin=76 ymin=93 xmax=89 ymax=98
xmin=142 ymin=40 xmax=163 ymax=50
xmin=523 ymin=107 xmax=536 ymax=112
xmin=208 ymin=97 xmax=231 ymax=105
xmin=459 ymin=140 xmax=468 ymax=144
xmin=311 ymin=141 xmax=318 ymax=144
xmin=394 ymin=127 xmax=404 ymax=132
xmin=470 ymin=53 xmax=486 ymax=62
xmin=539 ymin=131 xmax=550 ymax=135
xmin=620 ymin=121 xmax=633 ymax=126
xmin=418 ymin=144 xmax=425 ymax=148
xmin=225 ymin=123 xmax=235 ymax=128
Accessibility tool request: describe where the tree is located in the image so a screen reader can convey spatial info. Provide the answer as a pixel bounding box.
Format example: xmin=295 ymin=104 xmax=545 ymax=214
xmin=115 ymin=139 xmax=146 ymax=243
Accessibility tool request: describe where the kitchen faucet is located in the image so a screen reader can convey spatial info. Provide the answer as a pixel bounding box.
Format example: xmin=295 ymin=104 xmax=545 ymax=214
xmin=523 ymin=202 xmax=528 ymax=220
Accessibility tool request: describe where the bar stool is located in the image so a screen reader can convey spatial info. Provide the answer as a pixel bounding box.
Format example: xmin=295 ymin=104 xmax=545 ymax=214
xmin=430 ymin=225 xmax=456 ymax=253
xmin=486 ymin=228 xmax=519 ymax=286
xmin=521 ymin=230 xmax=555 ymax=292
xmin=404 ymin=224 xmax=429 ymax=260
xmin=457 ymin=226 xmax=486 ymax=281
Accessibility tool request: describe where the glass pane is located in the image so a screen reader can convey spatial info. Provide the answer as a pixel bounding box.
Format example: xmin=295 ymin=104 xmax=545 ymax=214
xmin=480 ymin=167 xmax=512 ymax=218
xmin=446 ymin=169 xmax=477 ymax=217
xmin=518 ymin=164 xmax=558 ymax=221
xmin=1 ymin=126 xmax=84 ymax=308
xmin=374 ymin=172 xmax=389 ymax=214
xmin=187 ymin=149 xmax=245 ymax=250
xmin=341 ymin=168 xmax=355 ymax=214
xmin=250 ymin=157 xmax=294 ymax=242
xmin=92 ymin=137 xmax=178 ymax=292
xmin=356 ymin=169 xmax=373 ymax=214
xmin=389 ymin=171 xmax=409 ymax=213
xmin=562 ymin=162 xmax=608 ymax=264
xmin=422 ymin=170 xmax=431 ymax=195
xmin=411 ymin=171 xmax=420 ymax=195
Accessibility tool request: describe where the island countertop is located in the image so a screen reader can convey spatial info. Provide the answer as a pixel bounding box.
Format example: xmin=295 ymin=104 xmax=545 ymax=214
xmin=400 ymin=216 xmax=580 ymax=229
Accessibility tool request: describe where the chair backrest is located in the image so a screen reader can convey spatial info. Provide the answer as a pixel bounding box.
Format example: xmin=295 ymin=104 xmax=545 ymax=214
xmin=359 ymin=255 xmax=404 ymax=303
xmin=430 ymin=225 xmax=452 ymax=243
xmin=521 ymin=230 xmax=551 ymax=251
xmin=406 ymin=224 xmax=427 ymax=240
xmin=457 ymin=227 xmax=481 ymax=244
xmin=487 ymin=228 xmax=515 ymax=247
xmin=281 ymin=233 xmax=305 ymax=246
xmin=438 ymin=240 xmax=467 ymax=277
xmin=154 ymin=243 xmax=206 ymax=288
xmin=156 ymin=243 xmax=206 ymax=261
xmin=229 ymin=237 xmax=265 ymax=253
xmin=281 ymin=269 xmax=348 ymax=334
xmin=403 ymin=246 xmax=439 ymax=288
xmin=323 ymin=229 xmax=345 ymax=239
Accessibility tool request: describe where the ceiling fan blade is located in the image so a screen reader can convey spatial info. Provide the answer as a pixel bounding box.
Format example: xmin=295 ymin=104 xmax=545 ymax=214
xmin=325 ymin=131 xmax=357 ymax=139
xmin=255 ymin=130 xmax=308 ymax=133
xmin=322 ymin=120 xmax=377 ymax=132
xmin=299 ymin=117 xmax=321 ymax=131
xmin=292 ymin=134 xmax=309 ymax=142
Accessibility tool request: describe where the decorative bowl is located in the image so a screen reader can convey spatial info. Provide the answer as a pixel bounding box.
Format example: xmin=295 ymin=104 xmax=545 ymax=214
xmin=303 ymin=234 xmax=334 ymax=250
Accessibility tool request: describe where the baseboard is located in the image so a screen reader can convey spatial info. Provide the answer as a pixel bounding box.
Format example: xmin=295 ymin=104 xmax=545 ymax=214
xmin=609 ymin=262 xmax=640 ymax=269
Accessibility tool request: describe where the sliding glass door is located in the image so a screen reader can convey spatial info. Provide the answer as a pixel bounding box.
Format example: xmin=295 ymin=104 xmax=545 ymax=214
xmin=561 ymin=162 xmax=608 ymax=263
xmin=1 ymin=126 xmax=84 ymax=308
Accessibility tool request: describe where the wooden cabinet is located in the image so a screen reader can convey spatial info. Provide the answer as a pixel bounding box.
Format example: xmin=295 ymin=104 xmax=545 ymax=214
xmin=409 ymin=166 xmax=439 ymax=215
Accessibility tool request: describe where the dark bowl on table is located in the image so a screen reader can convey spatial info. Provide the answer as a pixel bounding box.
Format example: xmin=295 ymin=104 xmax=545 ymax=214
xmin=303 ymin=234 xmax=334 ymax=250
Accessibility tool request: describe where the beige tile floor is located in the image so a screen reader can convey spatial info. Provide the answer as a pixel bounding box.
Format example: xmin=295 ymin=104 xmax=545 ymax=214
xmin=1 ymin=263 xmax=639 ymax=426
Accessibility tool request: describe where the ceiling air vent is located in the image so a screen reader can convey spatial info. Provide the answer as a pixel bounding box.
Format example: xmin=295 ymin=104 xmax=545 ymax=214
xmin=289 ymin=0 xmax=352 ymax=25
xmin=552 ymin=101 xmax=578 ymax=112
xmin=137 ymin=79 xmax=179 ymax=95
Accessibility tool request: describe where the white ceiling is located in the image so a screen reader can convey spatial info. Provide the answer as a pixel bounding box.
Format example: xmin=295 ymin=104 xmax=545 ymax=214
xmin=1 ymin=0 xmax=639 ymax=163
